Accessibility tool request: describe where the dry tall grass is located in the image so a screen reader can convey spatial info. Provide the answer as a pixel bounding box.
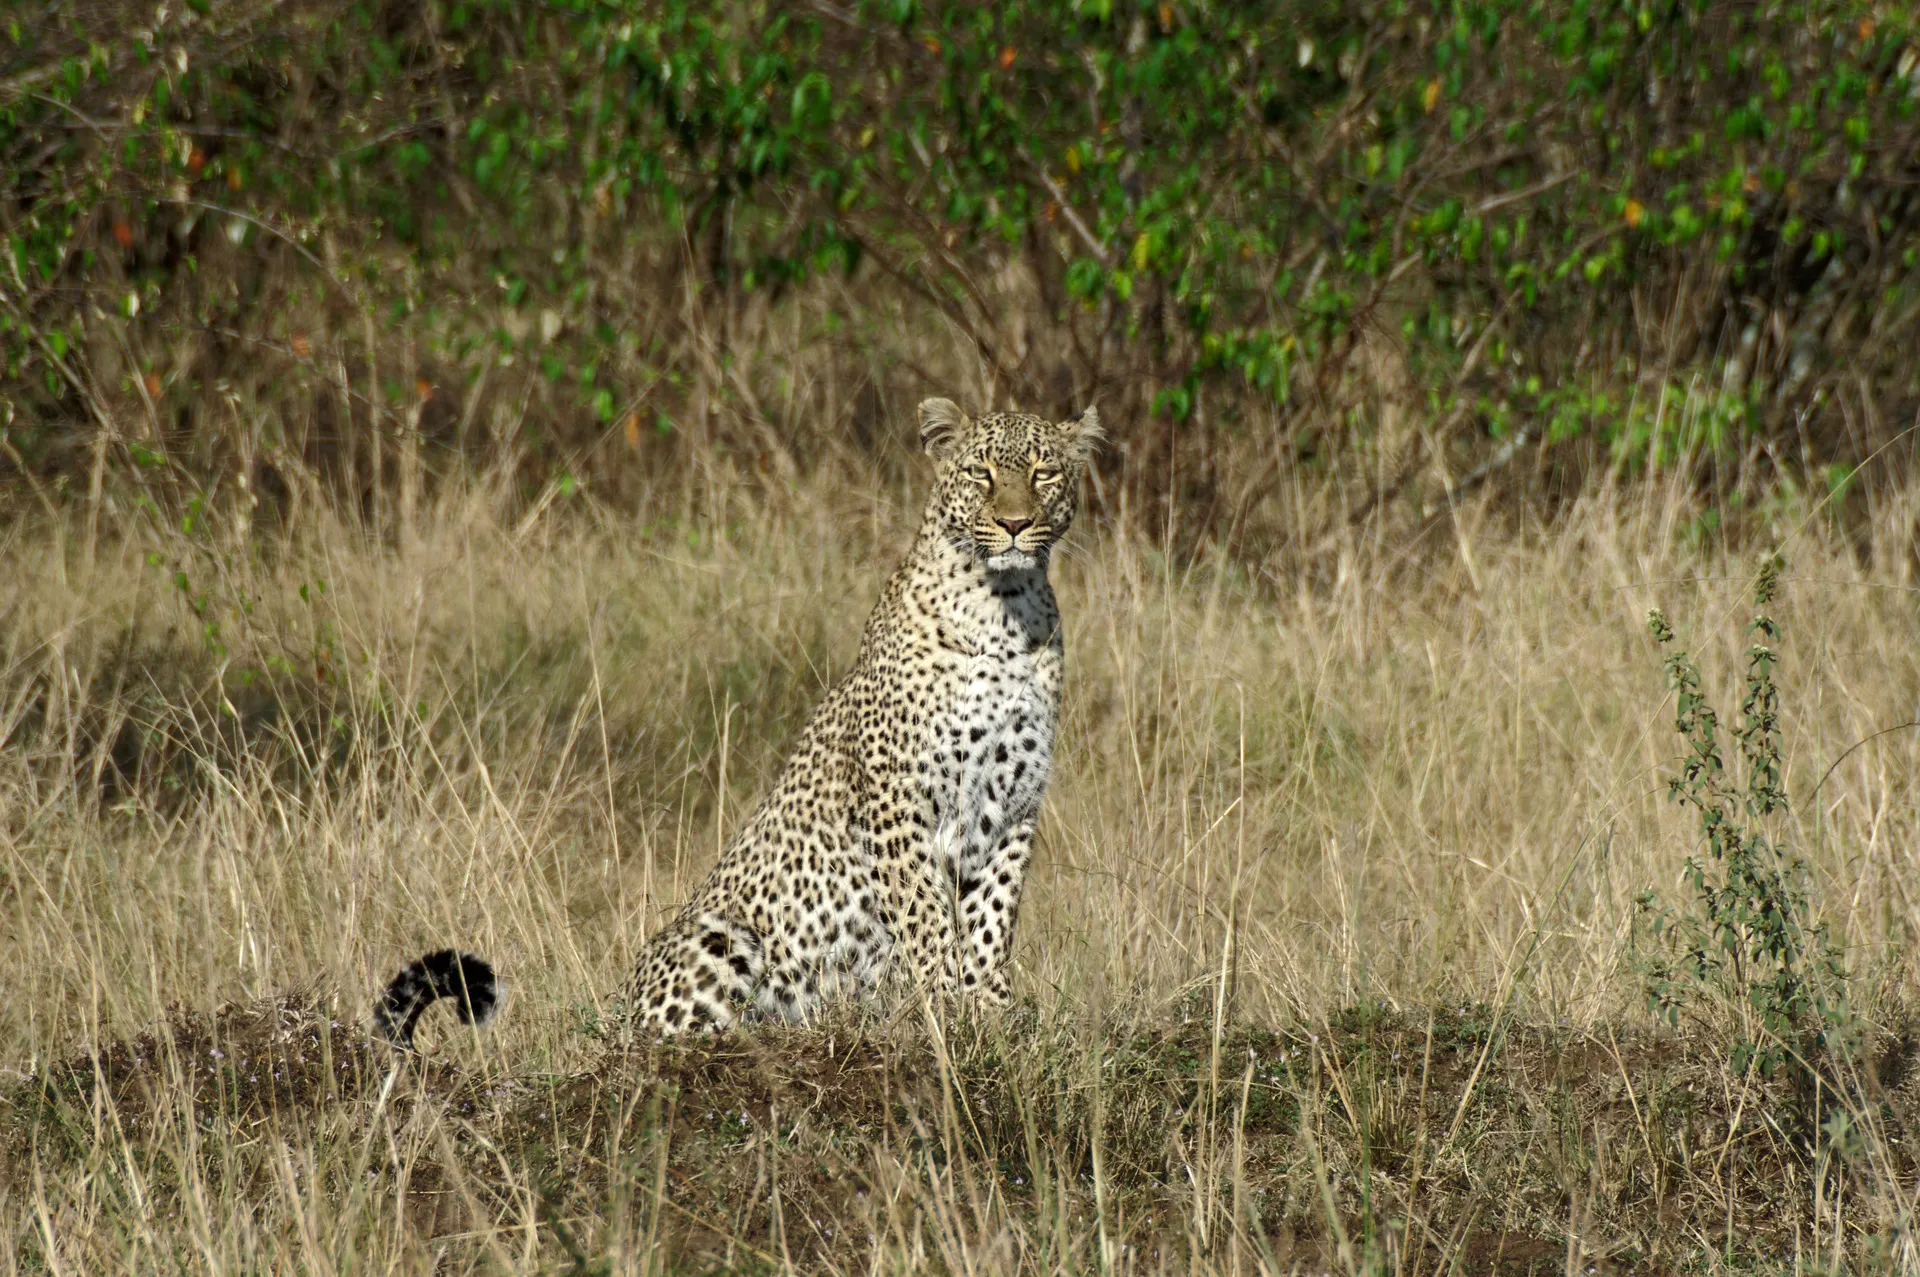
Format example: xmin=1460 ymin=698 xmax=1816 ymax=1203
xmin=4 ymin=462 xmax=1920 ymax=1272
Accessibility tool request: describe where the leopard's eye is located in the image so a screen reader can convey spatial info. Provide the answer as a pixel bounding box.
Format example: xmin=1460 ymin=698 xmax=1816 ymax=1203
xmin=966 ymin=465 xmax=993 ymax=484
xmin=1032 ymin=466 xmax=1062 ymax=485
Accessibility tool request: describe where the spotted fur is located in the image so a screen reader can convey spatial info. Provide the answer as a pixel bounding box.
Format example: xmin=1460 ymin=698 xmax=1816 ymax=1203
xmin=620 ymin=399 xmax=1102 ymax=1033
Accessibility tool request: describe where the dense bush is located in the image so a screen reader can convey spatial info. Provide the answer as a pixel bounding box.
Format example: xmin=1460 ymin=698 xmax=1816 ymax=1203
xmin=6 ymin=0 xmax=1920 ymax=526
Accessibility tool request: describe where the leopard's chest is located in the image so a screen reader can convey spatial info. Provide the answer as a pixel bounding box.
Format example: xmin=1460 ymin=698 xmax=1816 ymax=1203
xmin=920 ymin=583 xmax=1061 ymax=871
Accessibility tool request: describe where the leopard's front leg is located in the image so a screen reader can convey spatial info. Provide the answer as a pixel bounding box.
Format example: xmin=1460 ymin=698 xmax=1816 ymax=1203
xmin=956 ymin=818 xmax=1035 ymax=1005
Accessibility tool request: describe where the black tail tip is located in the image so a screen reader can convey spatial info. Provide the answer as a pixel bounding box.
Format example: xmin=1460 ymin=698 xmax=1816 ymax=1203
xmin=373 ymin=949 xmax=502 ymax=1049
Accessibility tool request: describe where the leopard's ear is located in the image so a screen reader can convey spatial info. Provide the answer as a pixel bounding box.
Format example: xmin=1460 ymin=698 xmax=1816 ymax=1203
xmin=1059 ymin=405 xmax=1103 ymax=462
xmin=917 ymin=397 xmax=971 ymax=463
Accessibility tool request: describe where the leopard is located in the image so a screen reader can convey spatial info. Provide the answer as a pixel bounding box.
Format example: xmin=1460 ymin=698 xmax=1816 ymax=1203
xmin=374 ymin=397 xmax=1101 ymax=1046
xmin=617 ymin=398 xmax=1102 ymax=1032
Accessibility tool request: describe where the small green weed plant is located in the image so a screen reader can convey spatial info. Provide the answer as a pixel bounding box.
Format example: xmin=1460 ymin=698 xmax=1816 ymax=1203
xmin=1638 ymin=558 xmax=1855 ymax=1087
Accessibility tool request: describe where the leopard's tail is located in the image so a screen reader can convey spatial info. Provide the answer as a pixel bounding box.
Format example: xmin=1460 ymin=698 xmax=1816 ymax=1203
xmin=373 ymin=950 xmax=502 ymax=1049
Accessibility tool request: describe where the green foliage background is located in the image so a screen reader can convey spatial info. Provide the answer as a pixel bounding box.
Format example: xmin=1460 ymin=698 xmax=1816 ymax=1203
xmin=6 ymin=0 xmax=1920 ymax=520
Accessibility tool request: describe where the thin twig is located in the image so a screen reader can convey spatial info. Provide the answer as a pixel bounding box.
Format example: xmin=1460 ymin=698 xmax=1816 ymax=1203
xmin=157 ymin=197 xmax=363 ymax=306
xmin=1021 ymin=149 xmax=1111 ymax=267
xmin=1812 ymin=721 xmax=1920 ymax=804
xmin=1470 ymin=170 xmax=1577 ymax=217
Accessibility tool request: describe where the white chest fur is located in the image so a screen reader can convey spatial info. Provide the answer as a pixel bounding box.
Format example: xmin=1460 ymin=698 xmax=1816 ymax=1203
xmin=924 ymin=573 xmax=1061 ymax=874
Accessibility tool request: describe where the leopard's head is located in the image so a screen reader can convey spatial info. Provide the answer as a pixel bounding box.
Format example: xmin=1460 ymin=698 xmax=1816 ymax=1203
xmin=918 ymin=398 xmax=1103 ymax=573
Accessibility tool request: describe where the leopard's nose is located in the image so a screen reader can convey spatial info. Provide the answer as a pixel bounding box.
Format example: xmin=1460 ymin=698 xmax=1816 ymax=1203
xmin=995 ymin=516 xmax=1033 ymax=536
